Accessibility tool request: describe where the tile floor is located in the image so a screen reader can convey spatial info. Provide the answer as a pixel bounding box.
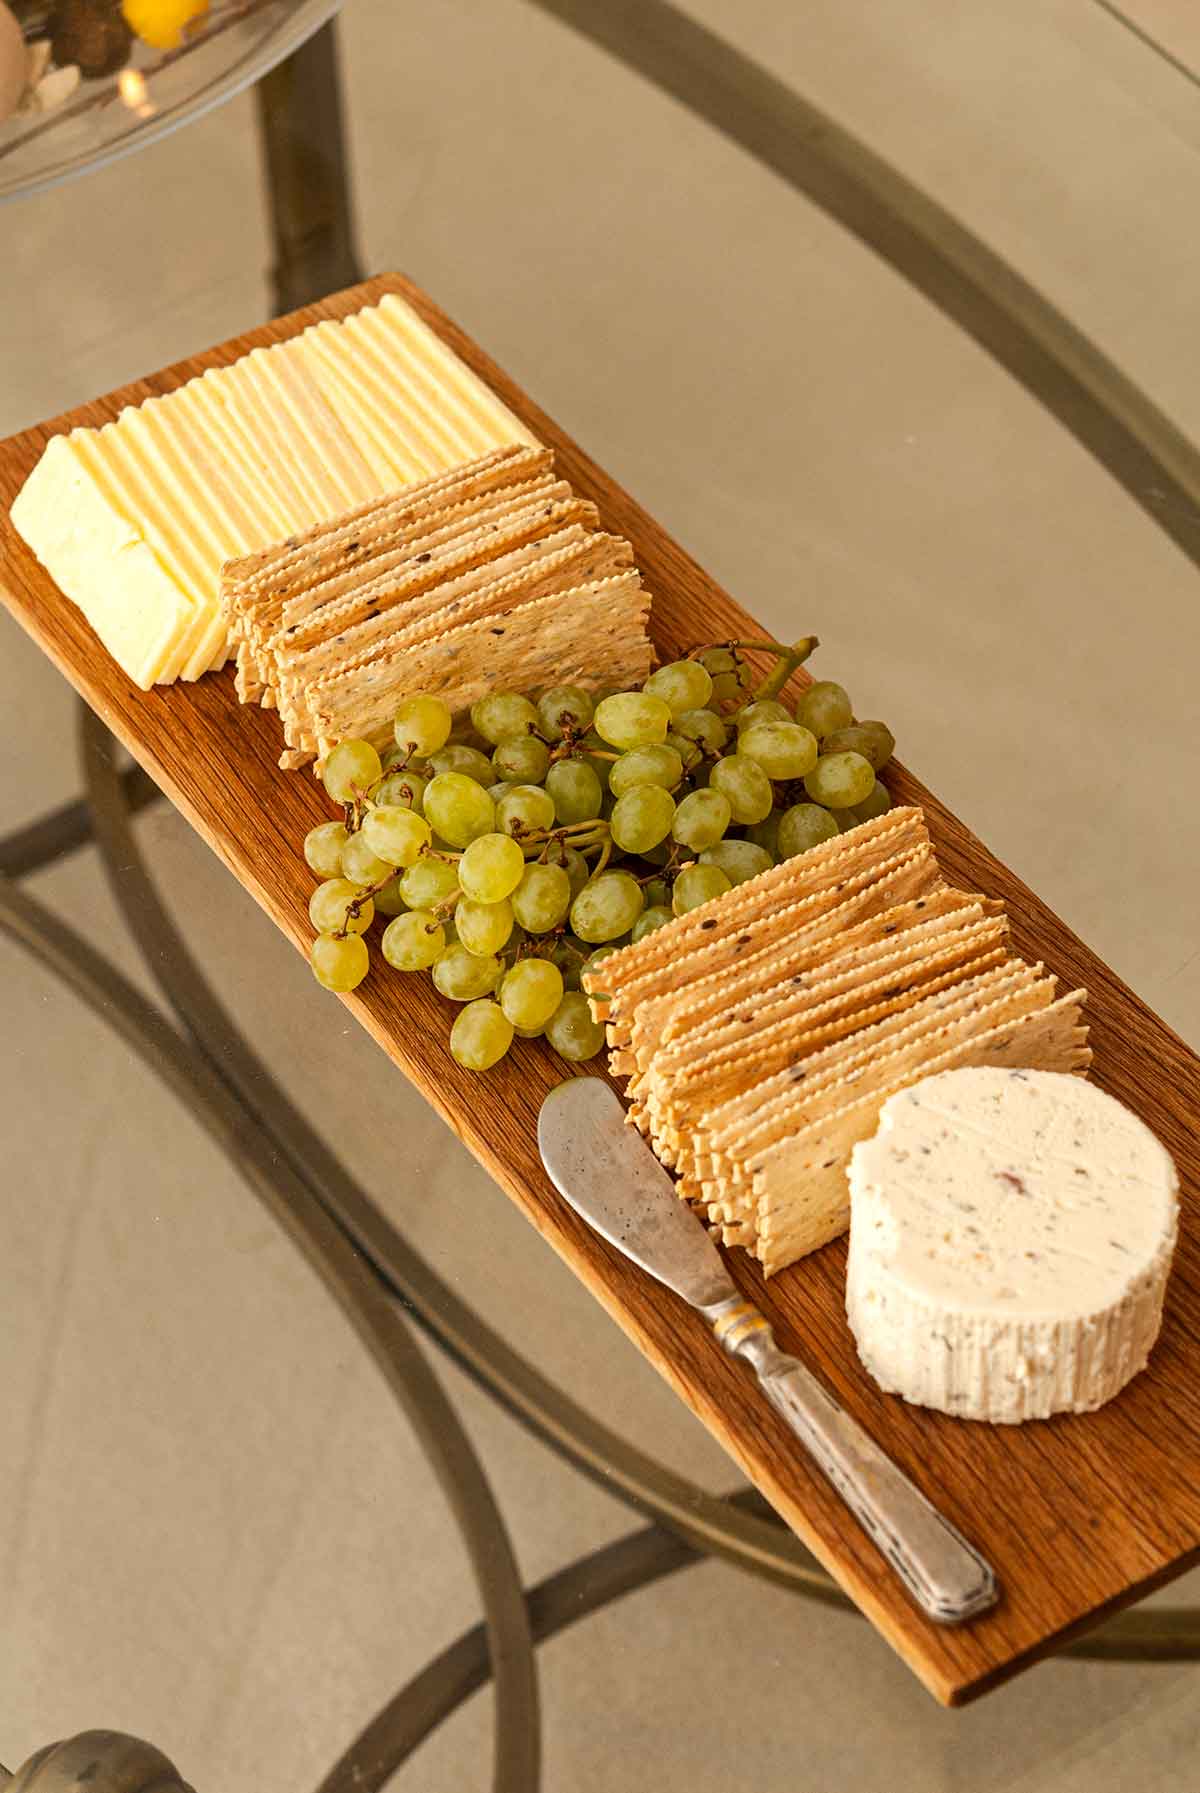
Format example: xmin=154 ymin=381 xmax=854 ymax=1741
xmin=1 ymin=2 xmax=1198 ymax=1787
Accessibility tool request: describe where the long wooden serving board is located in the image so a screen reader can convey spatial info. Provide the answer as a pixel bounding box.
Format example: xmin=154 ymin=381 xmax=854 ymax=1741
xmin=2 ymin=275 xmax=1198 ymax=1706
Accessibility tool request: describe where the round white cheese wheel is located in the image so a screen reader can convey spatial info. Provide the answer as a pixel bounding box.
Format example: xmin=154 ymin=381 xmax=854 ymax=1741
xmin=846 ymin=1067 xmax=1178 ymax=1423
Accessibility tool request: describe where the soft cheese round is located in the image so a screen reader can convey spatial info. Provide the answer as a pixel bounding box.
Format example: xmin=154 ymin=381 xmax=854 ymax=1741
xmin=846 ymin=1067 xmax=1179 ymax=1423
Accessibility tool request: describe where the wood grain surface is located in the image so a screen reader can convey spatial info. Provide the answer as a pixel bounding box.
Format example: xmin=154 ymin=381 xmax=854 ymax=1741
xmin=2 ymin=274 xmax=1198 ymax=1707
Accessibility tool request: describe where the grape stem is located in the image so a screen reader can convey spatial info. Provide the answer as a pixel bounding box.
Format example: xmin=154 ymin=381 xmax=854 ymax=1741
xmin=751 ymin=635 xmax=820 ymax=702
xmin=336 ymin=871 xmax=399 ymax=937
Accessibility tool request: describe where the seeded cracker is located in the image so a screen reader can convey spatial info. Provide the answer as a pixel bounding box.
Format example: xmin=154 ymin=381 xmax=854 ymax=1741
xmin=277 ymin=531 xmax=634 ymax=755
xmin=646 ymin=907 xmax=1012 ymax=1162
xmin=299 ymin=573 xmax=652 ymax=768
xmin=619 ymin=851 xmax=951 ymax=1088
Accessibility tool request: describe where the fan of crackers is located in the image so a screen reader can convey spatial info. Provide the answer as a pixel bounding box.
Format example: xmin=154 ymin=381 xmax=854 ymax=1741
xmin=220 ymin=445 xmax=653 ymax=769
xmin=584 ymin=808 xmax=1089 ymax=1278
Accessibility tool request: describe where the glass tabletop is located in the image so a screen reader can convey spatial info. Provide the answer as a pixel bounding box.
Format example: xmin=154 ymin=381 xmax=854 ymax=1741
xmin=2 ymin=2 xmax=1200 ymax=1789
xmin=0 ymin=0 xmax=336 ymax=202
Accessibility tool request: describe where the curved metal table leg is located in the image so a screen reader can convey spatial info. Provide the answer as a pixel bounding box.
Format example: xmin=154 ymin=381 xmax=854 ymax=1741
xmin=0 ymin=865 xmax=540 ymax=1793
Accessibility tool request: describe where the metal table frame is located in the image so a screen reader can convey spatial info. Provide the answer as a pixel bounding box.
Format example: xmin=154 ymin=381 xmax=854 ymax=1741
xmin=4 ymin=3 xmax=1200 ymax=1788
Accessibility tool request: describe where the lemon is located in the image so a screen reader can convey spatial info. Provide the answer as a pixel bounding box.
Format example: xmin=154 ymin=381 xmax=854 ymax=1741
xmin=122 ymin=0 xmax=210 ymax=51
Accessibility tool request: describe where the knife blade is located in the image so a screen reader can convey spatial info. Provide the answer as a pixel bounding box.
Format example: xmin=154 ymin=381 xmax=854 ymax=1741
xmin=538 ymin=1077 xmax=999 ymax=1627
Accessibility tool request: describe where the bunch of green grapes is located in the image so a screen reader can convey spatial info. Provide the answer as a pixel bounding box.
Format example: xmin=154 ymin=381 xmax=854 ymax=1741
xmin=301 ymin=638 xmax=896 ymax=1071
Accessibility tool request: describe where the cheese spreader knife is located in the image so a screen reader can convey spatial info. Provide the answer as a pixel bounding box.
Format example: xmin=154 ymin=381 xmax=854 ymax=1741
xmin=538 ymin=1078 xmax=999 ymax=1627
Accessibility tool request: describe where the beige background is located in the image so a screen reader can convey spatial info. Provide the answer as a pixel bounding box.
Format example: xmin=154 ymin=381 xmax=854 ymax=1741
xmin=1 ymin=1 xmax=1198 ymax=1787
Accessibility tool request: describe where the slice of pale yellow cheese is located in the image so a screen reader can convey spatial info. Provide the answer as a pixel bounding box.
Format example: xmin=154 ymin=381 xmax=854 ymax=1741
xmin=114 ymin=399 xmax=262 ymax=673
xmin=376 ymin=293 xmax=536 ymax=447
xmin=248 ymin=342 xmax=386 ymax=511
xmin=196 ymin=367 xmax=315 ymax=533
xmin=214 ymin=359 xmax=335 ymax=527
xmin=142 ymin=389 xmax=279 ymax=672
xmin=340 ymin=310 xmax=480 ymax=468
xmin=296 ymin=321 xmax=435 ymax=487
xmin=66 ymin=428 xmax=201 ymax=683
xmin=10 ymin=433 xmax=194 ymax=688
xmin=170 ymin=376 xmax=299 ymax=544
xmin=354 ymin=302 xmax=516 ymax=463
xmin=87 ymin=422 xmax=226 ymax=681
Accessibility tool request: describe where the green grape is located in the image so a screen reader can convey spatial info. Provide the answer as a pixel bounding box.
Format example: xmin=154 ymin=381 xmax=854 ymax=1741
xmin=496 ymin=784 xmax=556 ymax=839
xmin=608 ymin=743 xmax=683 ymax=796
xmin=393 ymin=694 xmax=453 ymax=757
xmin=642 ymin=876 xmax=671 ymax=908
xmin=537 ymin=685 xmax=594 ymax=737
xmin=545 ymin=991 xmax=606 ymax=1062
xmin=428 ymin=744 xmax=494 ymax=785
xmin=637 ymin=840 xmax=673 ymax=868
xmin=423 ymin=773 xmax=496 ymax=848
xmin=675 ymin=708 xmax=729 ymax=756
xmin=644 ymin=658 xmax=714 ymax=716
xmin=550 ymin=936 xmax=587 ymax=990
xmin=459 ymin=832 xmax=525 ymax=902
xmin=593 ymin=691 xmax=672 ymax=751
xmin=362 ymin=804 xmax=433 ymax=868
xmin=699 ymin=839 xmax=773 ymax=885
xmin=820 ymin=721 xmax=896 ymax=771
xmin=665 ymin=730 xmax=704 ymax=775
xmin=304 ymin=820 xmax=349 ymax=878
xmin=309 ymin=878 xmax=373 ymax=936
xmin=399 ymin=857 xmax=460 ymax=911
xmin=322 ymin=739 xmax=382 ymax=804
xmin=450 ymin=999 xmax=514 ymax=1071
xmin=340 ymin=832 xmax=392 ymax=887
xmin=697 ymin=645 xmax=752 ymax=708
xmin=735 ymin=699 xmax=790 ymax=732
xmin=455 ymin=896 xmax=515 ymax=956
xmin=746 ymin=809 xmax=782 ymax=857
xmin=709 ymin=754 xmax=774 ymax=825
xmin=555 ymin=845 xmax=591 ymax=897
xmin=738 ymin=721 xmax=819 ymax=780
xmin=571 ymin=870 xmax=645 ymax=942
xmin=545 ymin=759 xmax=603 ymax=824
xmin=610 ymin=785 xmax=676 ymax=854
xmin=672 ymin=787 xmax=731 ymax=851
xmin=432 ymin=942 xmax=503 ymax=1001
xmin=311 ymin=931 xmax=370 ymax=992
xmin=500 ymin=958 xmax=564 ymax=1030
xmin=512 ymin=1021 xmax=546 ymax=1039
xmin=830 ymin=808 xmax=861 ymax=834
xmin=492 ymin=734 xmax=551 ymax=784
xmin=470 ymin=691 xmax=540 ymax=745
xmin=778 ymin=803 xmax=840 ymax=858
xmin=374 ymin=876 xmax=408 ymax=917
xmin=797 ymin=680 xmax=853 ymax=740
xmin=381 ymin=909 xmax=445 ymax=970
xmin=374 ymin=770 xmax=427 ymax=812
xmin=511 ymin=862 xmax=572 ymax=933
xmin=852 ymin=779 xmax=892 ymax=823
xmin=672 ymin=863 xmax=731 ymax=915
xmin=632 ymin=904 xmax=674 ymax=942
xmin=804 ymin=750 xmax=876 ymax=809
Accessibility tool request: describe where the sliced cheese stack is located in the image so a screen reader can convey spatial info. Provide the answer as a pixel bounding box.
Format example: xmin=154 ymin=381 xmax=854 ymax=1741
xmin=846 ymin=1067 xmax=1179 ymax=1422
xmin=9 ymin=295 xmax=535 ymax=690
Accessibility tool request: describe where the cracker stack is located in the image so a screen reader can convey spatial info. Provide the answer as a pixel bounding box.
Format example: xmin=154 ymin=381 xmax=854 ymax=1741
xmin=583 ymin=808 xmax=1090 ymax=1277
xmin=220 ymin=445 xmax=654 ymax=770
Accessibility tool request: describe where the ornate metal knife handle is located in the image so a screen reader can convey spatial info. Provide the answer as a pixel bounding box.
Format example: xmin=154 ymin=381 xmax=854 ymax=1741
xmin=703 ymin=1296 xmax=999 ymax=1625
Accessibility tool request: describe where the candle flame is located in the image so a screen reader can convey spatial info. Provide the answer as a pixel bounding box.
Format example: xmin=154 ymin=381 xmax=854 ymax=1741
xmin=118 ymin=69 xmax=155 ymax=119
